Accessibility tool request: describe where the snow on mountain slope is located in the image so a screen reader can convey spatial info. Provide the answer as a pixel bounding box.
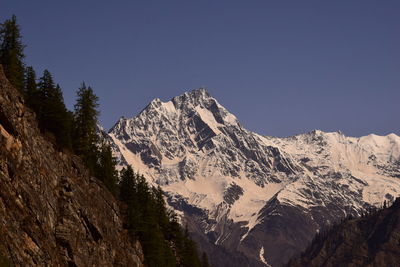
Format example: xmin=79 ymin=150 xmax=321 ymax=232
xmin=263 ymin=131 xmax=400 ymax=208
xmin=108 ymin=89 xmax=298 ymax=226
xmin=105 ymin=88 xmax=400 ymax=267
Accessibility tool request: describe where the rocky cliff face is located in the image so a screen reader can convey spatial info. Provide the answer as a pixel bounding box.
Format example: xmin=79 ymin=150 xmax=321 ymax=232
xmin=0 ymin=66 xmax=144 ymax=266
xmin=105 ymin=88 xmax=400 ymax=266
xmin=288 ymin=198 xmax=400 ymax=267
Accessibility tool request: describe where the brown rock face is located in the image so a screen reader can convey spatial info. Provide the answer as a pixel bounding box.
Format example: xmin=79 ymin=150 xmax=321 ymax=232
xmin=0 ymin=66 xmax=144 ymax=267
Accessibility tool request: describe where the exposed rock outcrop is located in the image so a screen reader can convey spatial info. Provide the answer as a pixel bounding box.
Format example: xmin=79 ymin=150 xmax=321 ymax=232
xmin=0 ymin=66 xmax=144 ymax=266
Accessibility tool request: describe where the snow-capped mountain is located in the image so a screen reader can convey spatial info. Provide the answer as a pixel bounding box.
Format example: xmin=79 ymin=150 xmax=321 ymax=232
xmin=104 ymin=88 xmax=400 ymax=267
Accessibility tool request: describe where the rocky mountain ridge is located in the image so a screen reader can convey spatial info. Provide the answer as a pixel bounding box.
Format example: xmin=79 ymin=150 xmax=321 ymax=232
xmin=0 ymin=67 xmax=144 ymax=266
xmin=288 ymin=197 xmax=400 ymax=267
xmin=105 ymin=88 xmax=400 ymax=266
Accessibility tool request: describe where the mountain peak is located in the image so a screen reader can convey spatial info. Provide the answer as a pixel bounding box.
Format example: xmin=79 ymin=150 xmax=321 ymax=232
xmin=128 ymin=88 xmax=239 ymax=129
xmin=171 ymin=87 xmax=213 ymax=109
xmin=185 ymin=87 xmax=210 ymax=99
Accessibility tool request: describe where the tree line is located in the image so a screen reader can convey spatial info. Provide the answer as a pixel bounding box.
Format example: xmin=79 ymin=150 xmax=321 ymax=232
xmin=0 ymin=15 xmax=208 ymax=267
xmin=120 ymin=166 xmax=209 ymax=267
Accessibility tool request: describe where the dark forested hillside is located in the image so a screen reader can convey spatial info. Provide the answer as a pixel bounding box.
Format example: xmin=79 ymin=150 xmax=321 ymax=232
xmin=119 ymin=166 xmax=205 ymax=267
xmin=0 ymin=63 xmax=144 ymax=266
xmin=288 ymin=198 xmax=400 ymax=267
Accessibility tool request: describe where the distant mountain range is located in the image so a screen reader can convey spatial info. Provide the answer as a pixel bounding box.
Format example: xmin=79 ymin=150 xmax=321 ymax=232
xmin=101 ymin=88 xmax=400 ymax=266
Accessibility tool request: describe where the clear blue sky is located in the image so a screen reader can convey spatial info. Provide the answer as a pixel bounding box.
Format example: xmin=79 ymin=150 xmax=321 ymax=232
xmin=2 ymin=1 xmax=399 ymax=137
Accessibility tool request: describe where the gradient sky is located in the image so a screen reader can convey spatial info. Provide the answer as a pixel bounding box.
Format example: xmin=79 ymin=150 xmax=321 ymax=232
xmin=2 ymin=1 xmax=399 ymax=137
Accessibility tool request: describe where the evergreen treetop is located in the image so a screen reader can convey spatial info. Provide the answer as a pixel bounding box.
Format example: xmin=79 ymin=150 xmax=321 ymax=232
xmin=37 ymin=70 xmax=72 ymax=149
xmin=73 ymin=82 xmax=99 ymax=172
xmin=96 ymin=142 xmax=119 ymax=196
xmin=0 ymin=15 xmax=25 ymax=92
xmin=119 ymin=165 xmax=136 ymax=204
xmin=24 ymin=66 xmax=40 ymax=111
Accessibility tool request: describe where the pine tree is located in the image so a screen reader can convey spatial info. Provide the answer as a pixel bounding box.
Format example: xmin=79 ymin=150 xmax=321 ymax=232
xmin=24 ymin=66 xmax=40 ymax=112
xmin=119 ymin=166 xmax=136 ymax=204
xmin=96 ymin=143 xmax=118 ymax=196
xmin=73 ymin=82 xmax=99 ymax=172
xmin=135 ymin=173 xmax=151 ymax=236
xmin=37 ymin=69 xmax=55 ymax=124
xmin=119 ymin=166 xmax=141 ymax=235
xmin=0 ymin=15 xmax=25 ymax=92
xmin=38 ymin=70 xmax=72 ymax=149
xmin=154 ymin=185 xmax=170 ymax=233
xmin=182 ymin=225 xmax=201 ymax=267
